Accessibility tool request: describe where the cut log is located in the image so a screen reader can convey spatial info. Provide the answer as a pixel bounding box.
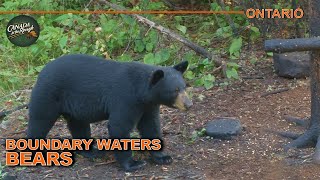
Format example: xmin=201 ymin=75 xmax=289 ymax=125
xmin=265 ymin=38 xmax=320 ymax=53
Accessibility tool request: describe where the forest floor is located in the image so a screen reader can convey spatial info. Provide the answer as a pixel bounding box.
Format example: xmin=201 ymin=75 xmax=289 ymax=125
xmin=1 ymin=51 xmax=320 ymax=179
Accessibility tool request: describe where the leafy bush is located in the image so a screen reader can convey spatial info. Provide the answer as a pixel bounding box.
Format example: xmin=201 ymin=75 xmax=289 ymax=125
xmin=0 ymin=0 xmax=261 ymax=97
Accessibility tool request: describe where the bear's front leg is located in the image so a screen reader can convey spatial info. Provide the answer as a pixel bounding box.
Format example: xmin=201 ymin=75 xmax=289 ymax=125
xmin=108 ymin=112 xmax=146 ymax=172
xmin=138 ymin=106 xmax=173 ymax=165
xmin=113 ymin=150 xmax=146 ymax=172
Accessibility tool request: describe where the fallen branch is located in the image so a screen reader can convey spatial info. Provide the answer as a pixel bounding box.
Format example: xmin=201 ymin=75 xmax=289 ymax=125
xmin=265 ymin=37 xmax=320 ymax=53
xmin=0 ymin=104 xmax=28 ymax=120
xmin=98 ymin=0 xmax=222 ymax=67
xmin=260 ymin=88 xmax=290 ymax=97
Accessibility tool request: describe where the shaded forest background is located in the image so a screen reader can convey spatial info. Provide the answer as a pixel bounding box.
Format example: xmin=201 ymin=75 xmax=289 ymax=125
xmin=0 ymin=0 xmax=307 ymax=106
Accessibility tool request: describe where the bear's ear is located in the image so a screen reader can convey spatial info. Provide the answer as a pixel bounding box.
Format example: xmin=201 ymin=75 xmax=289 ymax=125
xmin=173 ymin=60 xmax=188 ymax=74
xmin=150 ymin=69 xmax=164 ymax=86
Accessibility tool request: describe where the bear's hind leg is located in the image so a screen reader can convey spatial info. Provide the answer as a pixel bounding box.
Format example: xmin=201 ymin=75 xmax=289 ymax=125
xmin=137 ymin=106 xmax=172 ymax=165
xmin=27 ymin=104 xmax=60 ymax=139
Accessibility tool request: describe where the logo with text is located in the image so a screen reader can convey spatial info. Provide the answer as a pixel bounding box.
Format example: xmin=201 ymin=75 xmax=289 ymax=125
xmin=246 ymin=8 xmax=304 ymax=19
xmin=6 ymin=15 xmax=40 ymax=47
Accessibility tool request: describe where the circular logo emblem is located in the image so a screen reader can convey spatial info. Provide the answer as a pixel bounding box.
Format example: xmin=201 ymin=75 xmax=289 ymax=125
xmin=6 ymin=15 xmax=40 ymax=47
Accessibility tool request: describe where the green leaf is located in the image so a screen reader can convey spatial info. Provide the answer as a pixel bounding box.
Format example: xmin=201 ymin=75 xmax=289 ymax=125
xmin=134 ymin=40 xmax=145 ymax=52
xmin=102 ymin=19 xmax=117 ymax=33
xmin=210 ymin=2 xmax=220 ymax=11
xmin=267 ymin=52 xmax=273 ymax=56
xmin=185 ymin=71 xmax=195 ymax=80
xmin=28 ymin=66 xmax=35 ymax=75
xmin=215 ymin=26 xmax=232 ymax=38
xmin=203 ymin=74 xmax=215 ymax=89
xmin=194 ymin=78 xmax=204 ymax=87
xmin=226 ymin=68 xmax=239 ymax=79
xmin=250 ymin=26 xmax=260 ymax=40
xmin=227 ymin=62 xmax=240 ymax=69
xmin=143 ymin=53 xmax=154 ymax=65
xmin=120 ymin=14 xmax=135 ymax=25
xmin=30 ymin=46 xmax=39 ymax=54
xmin=154 ymin=53 xmax=162 ymax=65
xmin=204 ymin=74 xmax=215 ymax=81
xmin=59 ymin=36 xmax=68 ymax=50
xmin=176 ymin=24 xmax=187 ymax=34
xmin=35 ymin=65 xmax=44 ymax=73
xmin=80 ymin=47 xmax=88 ymax=53
xmin=159 ymin=49 xmax=170 ymax=62
xmin=250 ymin=26 xmax=260 ymax=34
xmin=117 ymin=54 xmax=132 ymax=62
xmin=229 ymin=37 xmax=242 ymax=58
xmin=174 ymin=16 xmax=182 ymax=22
xmin=146 ymin=43 xmax=153 ymax=52
xmin=148 ymin=30 xmax=158 ymax=44
xmin=54 ymin=14 xmax=70 ymax=22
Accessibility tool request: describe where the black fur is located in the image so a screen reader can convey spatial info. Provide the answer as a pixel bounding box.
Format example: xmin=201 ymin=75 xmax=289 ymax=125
xmin=27 ymin=54 xmax=189 ymax=171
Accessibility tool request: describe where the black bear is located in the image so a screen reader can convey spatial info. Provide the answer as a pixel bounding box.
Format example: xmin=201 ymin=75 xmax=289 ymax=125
xmin=27 ymin=54 xmax=193 ymax=171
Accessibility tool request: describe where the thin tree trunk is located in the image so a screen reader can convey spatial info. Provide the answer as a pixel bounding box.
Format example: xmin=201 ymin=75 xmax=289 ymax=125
xmin=308 ymin=0 xmax=320 ymax=162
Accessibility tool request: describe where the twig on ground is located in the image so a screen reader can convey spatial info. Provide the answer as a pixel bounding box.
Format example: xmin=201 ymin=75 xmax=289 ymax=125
xmin=125 ymin=174 xmax=148 ymax=180
xmin=0 ymin=89 xmax=31 ymax=101
xmin=94 ymin=160 xmax=117 ymax=166
xmin=242 ymin=76 xmax=264 ymax=79
xmin=0 ymin=104 xmax=28 ymax=120
xmin=260 ymin=88 xmax=290 ymax=97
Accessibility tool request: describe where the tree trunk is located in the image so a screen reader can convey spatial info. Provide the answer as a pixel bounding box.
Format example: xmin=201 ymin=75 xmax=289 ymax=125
xmin=308 ymin=0 xmax=320 ymax=161
xmin=284 ymin=0 xmax=320 ymax=163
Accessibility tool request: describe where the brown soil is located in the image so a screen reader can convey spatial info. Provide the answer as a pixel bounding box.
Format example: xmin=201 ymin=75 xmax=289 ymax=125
xmin=1 ymin=54 xmax=320 ymax=179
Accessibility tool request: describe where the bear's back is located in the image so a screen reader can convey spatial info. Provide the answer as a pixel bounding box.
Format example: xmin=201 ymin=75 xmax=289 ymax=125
xmin=33 ymin=54 xmax=158 ymax=99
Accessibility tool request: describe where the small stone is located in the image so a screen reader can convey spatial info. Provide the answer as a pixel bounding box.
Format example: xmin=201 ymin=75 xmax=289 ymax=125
xmin=205 ymin=118 xmax=242 ymax=140
xmin=2 ymin=174 xmax=17 ymax=180
xmin=273 ymin=52 xmax=310 ymax=78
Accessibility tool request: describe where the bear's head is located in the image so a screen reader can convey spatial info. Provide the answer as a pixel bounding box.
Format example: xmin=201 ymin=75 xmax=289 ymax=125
xmin=149 ymin=61 xmax=193 ymax=111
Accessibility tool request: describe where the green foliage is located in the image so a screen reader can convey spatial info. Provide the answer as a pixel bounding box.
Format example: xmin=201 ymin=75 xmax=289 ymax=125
xmin=189 ymin=128 xmax=206 ymax=143
xmin=143 ymin=49 xmax=170 ymax=65
xmin=226 ymin=62 xmax=240 ymax=79
xmin=184 ymin=56 xmax=216 ymax=90
xmin=176 ymin=24 xmax=187 ymax=34
xmin=208 ymin=2 xmax=261 ymax=79
xmin=229 ymin=37 xmax=242 ymax=59
xmin=0 ymin=0 xmax=265 ymax=97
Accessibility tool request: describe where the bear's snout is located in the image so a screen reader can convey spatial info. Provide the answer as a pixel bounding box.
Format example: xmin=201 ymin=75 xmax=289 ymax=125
xmin=173 ymin=91 xmax=193 ymax=111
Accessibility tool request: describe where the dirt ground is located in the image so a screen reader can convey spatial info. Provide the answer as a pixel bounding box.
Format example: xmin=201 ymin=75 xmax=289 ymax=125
xmin=1 ymin=53 xmax=320 ymax=180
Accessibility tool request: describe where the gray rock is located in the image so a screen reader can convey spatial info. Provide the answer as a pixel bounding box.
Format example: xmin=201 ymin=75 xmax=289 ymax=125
xmin=2 ymin=174 xmax=17 ymax=180
xmin=205 ymin=118 xmax=242 ymax=140
xmin=273 ymin=52 xmax=310 ymax=78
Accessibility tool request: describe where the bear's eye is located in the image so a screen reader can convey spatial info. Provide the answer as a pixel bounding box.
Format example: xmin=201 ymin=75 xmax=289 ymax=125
xmin=175 ymin=87 xmax=179 ymax=92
